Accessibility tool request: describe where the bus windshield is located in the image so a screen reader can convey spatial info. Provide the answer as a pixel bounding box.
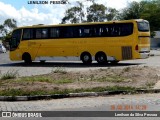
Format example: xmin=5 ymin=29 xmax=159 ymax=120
xmin=138 ymin=21 xmax=150 ymax=32
xmin=10 ymin=29 xmax=22 ymax=51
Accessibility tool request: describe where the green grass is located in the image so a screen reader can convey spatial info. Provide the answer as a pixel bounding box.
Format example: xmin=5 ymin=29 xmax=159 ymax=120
xmin=78 ymin=74 xmax=127 ymax=83
xmin=53 ymin=79 xmax=74 ymax=84
xmin=0 ymin=86 xmax=137 ymax=96
xmin=0 ymin=67 xmax=156 ymax=97
xmin=12 ymin=76 xmax=74 ymax=85
xmin=19 ymin=77 xmax=52 ymax=83
xmin=4 ymin=72 xmax=130 ymax=86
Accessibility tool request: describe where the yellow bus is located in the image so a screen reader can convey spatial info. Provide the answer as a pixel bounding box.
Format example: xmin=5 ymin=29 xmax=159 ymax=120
xmin=9 ymin=19 xmax=150 ymax=64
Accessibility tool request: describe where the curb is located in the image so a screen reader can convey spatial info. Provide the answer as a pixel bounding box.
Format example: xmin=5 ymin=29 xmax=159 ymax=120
xmin=0 ymin=89 xmax=160 ymax=101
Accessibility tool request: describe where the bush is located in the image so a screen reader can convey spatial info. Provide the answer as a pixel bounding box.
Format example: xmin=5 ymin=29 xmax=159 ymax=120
xmin=0 ymin=70 xmax=18 ymax=80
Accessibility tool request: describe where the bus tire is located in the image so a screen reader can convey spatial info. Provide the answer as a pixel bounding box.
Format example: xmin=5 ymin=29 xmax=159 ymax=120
xmin=95 ymin=52 xmax=107 ymax=64
xmin=81 ymin=52 xmax=92 ymax=64
xmin=22 ymin=53 xmax=32 ymax=64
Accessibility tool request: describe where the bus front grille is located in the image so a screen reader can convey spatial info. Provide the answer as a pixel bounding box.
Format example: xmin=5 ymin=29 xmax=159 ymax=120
xmin=122 ymin=46 xmax=132 ymax=60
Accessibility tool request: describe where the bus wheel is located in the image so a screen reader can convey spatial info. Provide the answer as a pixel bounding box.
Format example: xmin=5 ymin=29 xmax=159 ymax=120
xmin=22 ymin=53 xmax=32 ymax=64
xmin=81 ymin=52 xmax=92 ymax=64
xmin=96 ymin=52 xmax=107 ymax=64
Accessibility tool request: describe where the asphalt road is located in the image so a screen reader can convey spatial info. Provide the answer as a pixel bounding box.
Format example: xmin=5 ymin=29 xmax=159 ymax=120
xmin=0 ymin=93 xmax=160 ymax=120
xmin=1 ymin=50 xmax=160 ymax=76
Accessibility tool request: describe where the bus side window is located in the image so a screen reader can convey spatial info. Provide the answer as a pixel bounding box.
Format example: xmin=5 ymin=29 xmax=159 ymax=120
xmin=73 ymin=27 xmax=79 ymax=38
xmin=123 ymin=23 xmax=133 ymax=36
xmin=67 ymin=27 xmax=74 ymax=38
xmin=59 ymin=27 xmax=73 ymax=38
xmin=23 ymin=29 xmax=33 ymax=40
xmin=126 ymin=24 xmax=133 ymax=34
xmin=112 ymin=25 xmax=120 ymax=36
xmin=84 ymin=28 xmax=90 ymax=37
xmin=88 ymin=25 xmax=99 ymax=37
xmin=101 ymin=25 xmax=112 ymax=37
xmin=42 ymin=29 xmax=48 ymax=38
xmin=118 ymin=25 xmax=123 ymax=36
xmin=120 ymin=25 xmax=126 ymax=36
xmin=78 ymin=26 xmax=93 ymax=37
xmin=36 ymin=29 xmax=41 ymax=39
xmin=50 ymin=28 xmax=59 ymax=38
xmin=96 ymin=26 xmax=102 ymax=37
xmin=79 ymin=27 xmax=84 ymax=37
xmin=90 ymin=26 xmax=98 ymax=37
xmin=110 ymin=25 xmax=115 ymax=36
xmin=36 ymin=28 xmax=48 ymax=39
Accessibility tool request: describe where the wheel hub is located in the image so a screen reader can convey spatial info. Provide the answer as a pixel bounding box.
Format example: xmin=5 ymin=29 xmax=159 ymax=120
xmin=84 ymin=55 xmax=89 ymax=61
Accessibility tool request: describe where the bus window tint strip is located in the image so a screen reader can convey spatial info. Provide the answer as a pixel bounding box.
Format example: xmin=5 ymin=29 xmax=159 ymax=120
xmin=59 ymin=23 xmax=133 ymax=38
xmin=54 ymin=23 xmax=133 ymax=38
xmin=22 ymin=23 xmax=134 ymax=40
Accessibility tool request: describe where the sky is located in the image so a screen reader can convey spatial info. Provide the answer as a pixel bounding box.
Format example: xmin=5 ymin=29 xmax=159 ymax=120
xmin=0 ymin=0 xmax=142 ymax=27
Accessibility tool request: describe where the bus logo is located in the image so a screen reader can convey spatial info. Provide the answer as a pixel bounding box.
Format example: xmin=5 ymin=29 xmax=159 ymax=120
xmin=2 ymin=112 xmax=11 ymax=117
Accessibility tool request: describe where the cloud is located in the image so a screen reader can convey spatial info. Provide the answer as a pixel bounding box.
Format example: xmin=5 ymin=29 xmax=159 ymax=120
xmin=0 ymin=1 xmax=65 ymax=26
xmin=0 ymin=0 xmax=142 ymax=27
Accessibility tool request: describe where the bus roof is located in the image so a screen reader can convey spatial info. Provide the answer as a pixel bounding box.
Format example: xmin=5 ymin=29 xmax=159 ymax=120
xmin=14 ymin=19 xmax=147 ymax=30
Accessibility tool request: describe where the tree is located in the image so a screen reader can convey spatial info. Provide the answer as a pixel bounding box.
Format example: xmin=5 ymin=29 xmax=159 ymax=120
xmin=118 ymin=0 xmax=160 ymax=37
xmin=87 ymin=4 xmax=106 ymax=22
xmin=0 ymin=18 xmax=17 ymax=36
xmin=4 ymin=19 xmax=17 ymax=29
xmin=0 ymin=25 xmax=5 ymax=36
xmin=140 ymin=0 xmax=160 ymax=34
xmin=61 ymin=2 xmax=85 ymax=24
xmin=106 ymin=8 xmax=119 ymax=21
xmin=118 ymin=1 xmax=145 ymax=20
xmin=61 ymin=1 xmax=119 ymax=23
xmin=87 ymin=3 xmax=119 ymax=22
xmin=0 ymin=18 xmax=17 ymax=49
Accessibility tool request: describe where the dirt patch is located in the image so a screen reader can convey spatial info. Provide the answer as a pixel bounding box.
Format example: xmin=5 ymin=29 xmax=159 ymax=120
xmin=0 ymin=66 xmax=159 ymax=94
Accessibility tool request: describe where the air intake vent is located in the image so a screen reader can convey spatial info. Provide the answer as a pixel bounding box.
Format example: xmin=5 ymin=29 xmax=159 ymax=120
xmin=122 ymin=46 xmax=132 ymax=60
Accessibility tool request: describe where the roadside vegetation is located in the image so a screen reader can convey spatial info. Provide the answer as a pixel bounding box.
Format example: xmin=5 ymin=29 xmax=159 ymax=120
xmin=0 ymin=66 xmax=159 ymax=96
xmin=0 ymin=70 xmax=18 ymax=80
